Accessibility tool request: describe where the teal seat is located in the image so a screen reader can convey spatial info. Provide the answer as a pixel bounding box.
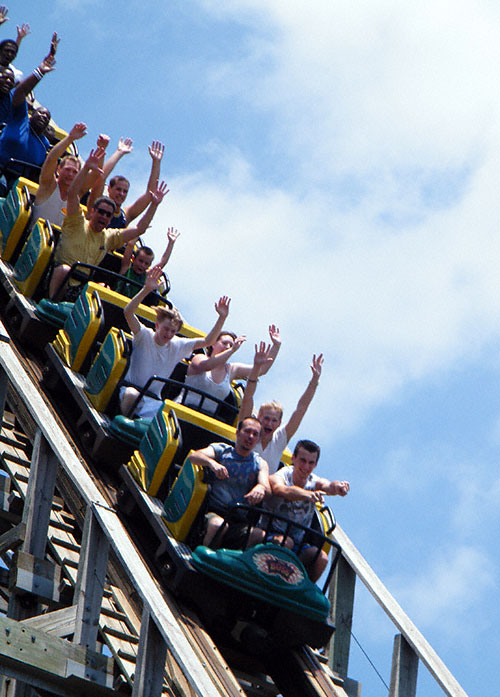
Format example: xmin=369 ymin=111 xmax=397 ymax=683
xmin=162 ymin=456 xmax=207 ymax=542
xmin=0 ymin=182 xmax=32 ymax=263
xmin=127 ymin=406 xmax=180 ymax=496
xmin=84 ymin=328 xmax=131 ymax=414
xmin=108 ymin=415 xmax=152 ymax=446
xmin=50 ymin=285 xmax=104 ymax=373
xmin=35 ymin=299 xmax=74 ymax=328
xmin=12 ymin=219 xmax=55 ymax=299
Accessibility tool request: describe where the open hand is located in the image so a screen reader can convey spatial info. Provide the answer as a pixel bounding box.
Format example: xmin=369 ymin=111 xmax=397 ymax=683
xmin=149 ymin=140 xmax=165 ymax=162
xmin=215 ymin=296 xmax=230 ymax=318
xmin=69 ymin=122 xmax=87 ymax=140
xmin=149 ymin=180 xmax=169 ymax=205
xmin=117 ymin=137 xmax=133 ymax=154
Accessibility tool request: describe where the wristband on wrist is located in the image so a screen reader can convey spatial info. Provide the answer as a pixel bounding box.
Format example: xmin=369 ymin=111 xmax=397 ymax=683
xmin=32 ymin=67 xmax=43 ymax=81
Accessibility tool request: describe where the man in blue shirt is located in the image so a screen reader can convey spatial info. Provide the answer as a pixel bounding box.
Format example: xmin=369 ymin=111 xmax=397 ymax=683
xmin=0 ymin=36 xmax=57 ymax=189
xmin=190 ymin=417 xmax=271 ymax=546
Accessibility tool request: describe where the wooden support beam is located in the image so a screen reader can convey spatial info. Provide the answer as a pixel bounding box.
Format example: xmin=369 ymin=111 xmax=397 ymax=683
xmin=0 ymin=470 xmax=11 ymax=513
xmin=73 ymin=508 xmax=109 ymax=651
xmin=389 ymin=634 xmax=418 ymax=697
xmin=0 ymin=615 xmax=114 ymax=697
xmin=328 ymin=555 xmax=356 ymax=679
xmin=132 ymin=609 xmax=168 ymax=697
xmin=332 ymin=525 xmax=469 ymax=697
xmin=20 ymin=606 xmax=77 ymax=638
xmin=22 ymin=430 xmax=58 ymax=559
xmin=0 ymin=364 xmax=7 ymax=425
xmin=0 ymin=522 xmax=25 ymax=555
xmin=9 ymin=551 xmax=61 ymax=604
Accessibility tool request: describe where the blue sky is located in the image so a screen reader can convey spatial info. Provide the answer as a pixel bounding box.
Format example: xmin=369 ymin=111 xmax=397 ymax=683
xmin=8 ymin=1 xmax=499 ymax=694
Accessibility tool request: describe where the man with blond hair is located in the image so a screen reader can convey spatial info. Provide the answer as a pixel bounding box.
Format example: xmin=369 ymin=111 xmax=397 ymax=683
xmin=32 ymin=121 xmax=87 ymax=227
xmin=238 ymin=344 xmax=324 ymax=474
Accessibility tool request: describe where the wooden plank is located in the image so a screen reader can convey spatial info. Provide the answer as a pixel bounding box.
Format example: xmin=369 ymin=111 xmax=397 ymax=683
xmin=0 ymin=522 xmax=25 ymax=554
xmin=328 ymin=555 xmax=355 ymax=679
xmin=22 ymin=431 xmax=58 ymax=560
xmin=0 ymin=614 xmax=114 ymax=696
xmin=132 ymin=609 xmax=168 ymax=697
xmin=20 ymin=606 xmax=77 ymax=637
xmin=73 ymin=509 xmax=109 ymax=651
xmin=332 ymin=525 xmax=470 ymax=697
xmin=389 ymin=634 xmax=418 ymax=697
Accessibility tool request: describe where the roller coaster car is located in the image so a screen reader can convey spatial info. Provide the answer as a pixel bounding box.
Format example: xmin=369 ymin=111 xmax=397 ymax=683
xmin=43 ymin=304 xmax=243 ymax=466
xmin=118 ymin=443 xmax=340 ymax=655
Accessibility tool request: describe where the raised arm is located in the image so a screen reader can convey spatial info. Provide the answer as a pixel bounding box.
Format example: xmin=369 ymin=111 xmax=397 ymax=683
xmin=120 ymin=181 xmax=169 ymax=244
xmin=192 ymin=297 xmax=230 ymax=351
xmin=35 ymin=122 xmax=87 ymax=202
xmin=124 ymin=140 xmax=165 ymax=224
xmin=258 ymin=324 xmax=281 ymax=376
xmin=123 ymin=265 xmax=161 ymax=335
xmin=119 ymin=238 xmax=138 ymax=275
xmin=66 ymin=147 xmax=105 ymax=216
xmin=157 ymin=227 xmax=179 ymax=269
xmin=238 ymin=342 xmax=273 ymax=420
xmin=12 ymin=41 xmax=56 ymax=107
xmin=187 ymin=335 xmax=246 ymax=375
xmin=284 ymin=353 xmax=323 ymax=441
xmin=100 ymin=137 xmax=133 ymax=181
xmin=0 ymin=7 xmax=8 ymax=25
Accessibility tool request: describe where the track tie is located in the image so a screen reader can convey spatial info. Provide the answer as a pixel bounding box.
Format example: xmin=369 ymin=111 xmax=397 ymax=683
xmin=102 ymin=625 xmax=140 ymax=644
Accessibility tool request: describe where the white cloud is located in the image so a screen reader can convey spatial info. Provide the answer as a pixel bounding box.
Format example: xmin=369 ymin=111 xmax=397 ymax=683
xmin=391 ymin=545 xmax=496 ymax=637
xmin=201 ymin=0 xmax=500 ymax=175
xmin=143 ymin=136 xmax=500 ymax=446
xmin=122 ymin=1 xmax=500 ymax=455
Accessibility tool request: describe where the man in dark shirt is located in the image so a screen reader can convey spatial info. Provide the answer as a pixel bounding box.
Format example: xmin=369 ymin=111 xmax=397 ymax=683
xmin=0 ymin=36 xmax=58 ymax=189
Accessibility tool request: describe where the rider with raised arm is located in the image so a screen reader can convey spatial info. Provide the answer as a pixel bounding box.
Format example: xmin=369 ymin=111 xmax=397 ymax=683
xmin=32 ymin=121 xmax=87 ymax=227
xmin=49 ymin=146 xmax=168 ymax=299
xmin=115 ymin=227 xmax=180 ymax=299
xmin=181 ymin=324 xmax=281 ymax=416
xmin=239 ymin=345 xmax=324 ymax=474
xmin=120 ymin=266 xmax=232 ymax=419
xmin=87 ymin=139 xmax=166 ymax=229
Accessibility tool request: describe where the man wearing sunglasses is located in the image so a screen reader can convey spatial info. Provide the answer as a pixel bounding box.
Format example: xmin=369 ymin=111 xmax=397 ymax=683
xmin=49 ymin=146 xmax=168 ymax=299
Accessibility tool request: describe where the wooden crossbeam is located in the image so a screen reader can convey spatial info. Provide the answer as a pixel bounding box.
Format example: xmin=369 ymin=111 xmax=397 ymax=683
xmin=0 ymin=615 xmax=114 ymax=697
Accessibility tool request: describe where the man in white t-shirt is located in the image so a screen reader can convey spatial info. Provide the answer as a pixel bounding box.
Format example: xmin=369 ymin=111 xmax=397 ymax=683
xmin=238 ymin=344 xmax=324 ymax=474
xmin=121 ymin=265 xmax=232 ymax=419
xmin=265 ymin=439 xmax=349 ymax=581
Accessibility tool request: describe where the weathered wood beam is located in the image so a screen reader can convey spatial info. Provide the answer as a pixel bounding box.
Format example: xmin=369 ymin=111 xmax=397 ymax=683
xmin=0 ymin=363 xmax=8 ymax=424
xmin=22 ymin=430 xmax=58 ymax=560
xmin=389 ymin=634 xmax=418 ymax=697
xmin=73 ymin=508 xmax=109 ymax=651
xmin=20 ymin=605 xmax=77 ymax=638
xmin=132 ymin=608 xmax=168 ymax=697
xmin=328 ymin=555 xmax=356 ymax=679
xmin=0 ymin=615 xmax=114 ymax=697
xmin=332 ymin=525 xmax=470 ymax=697
xmin=0 ymin=522 xmax=25 ymax=555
